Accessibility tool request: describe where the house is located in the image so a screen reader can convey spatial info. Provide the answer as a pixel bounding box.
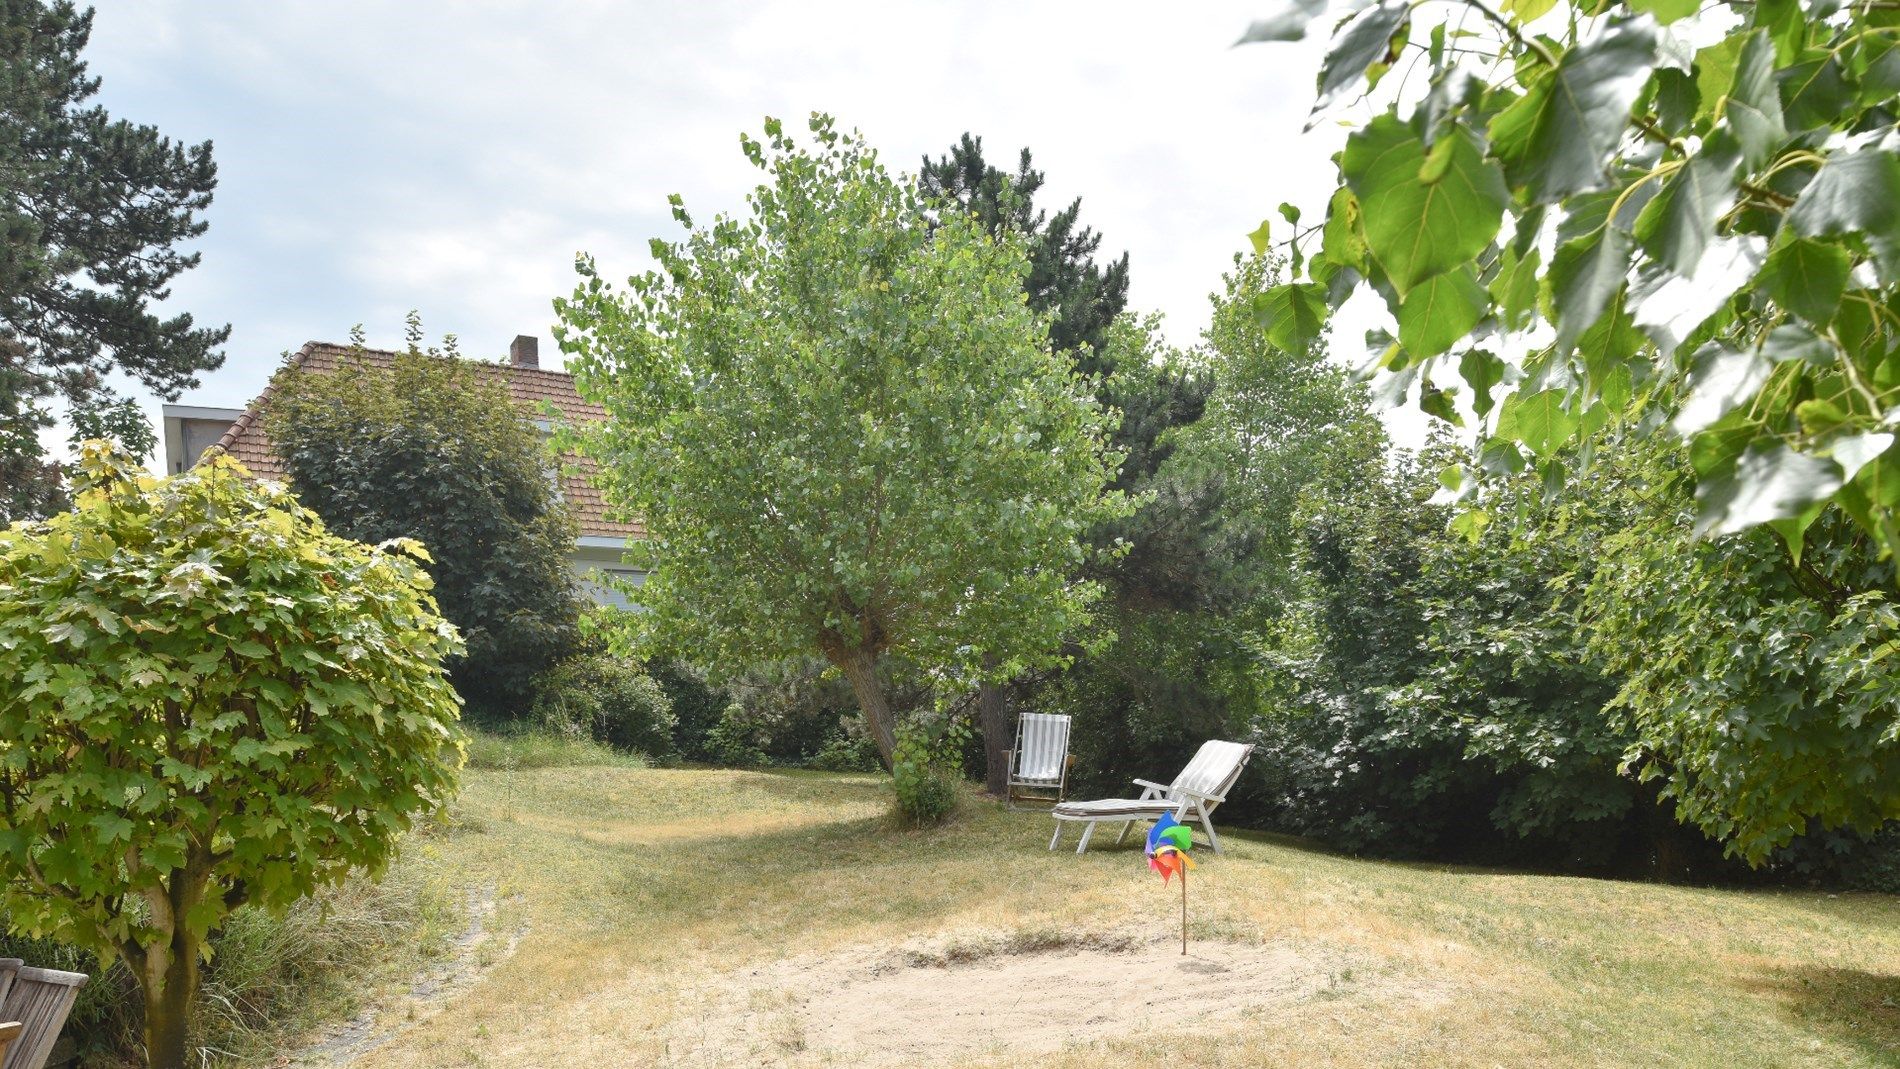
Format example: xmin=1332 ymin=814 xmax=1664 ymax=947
xmin=160 ymin=335 xmax=646 ymax=608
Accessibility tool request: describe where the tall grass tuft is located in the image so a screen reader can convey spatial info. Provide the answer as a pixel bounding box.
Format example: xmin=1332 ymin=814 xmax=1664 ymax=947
xmin=463 ymin=728 xmax=651 ymax=771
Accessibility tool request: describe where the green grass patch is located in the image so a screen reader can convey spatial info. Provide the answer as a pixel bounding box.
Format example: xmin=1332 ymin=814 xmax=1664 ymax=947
xmin=462 ymin=728 xmax=651 ymax=771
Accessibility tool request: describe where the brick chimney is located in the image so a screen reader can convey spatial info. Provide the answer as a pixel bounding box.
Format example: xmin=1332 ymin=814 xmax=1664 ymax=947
xmin=509 ymin=334 xmax=539 ymax=369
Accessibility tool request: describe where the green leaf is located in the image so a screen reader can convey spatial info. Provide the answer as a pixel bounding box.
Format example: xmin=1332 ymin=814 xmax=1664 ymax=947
xmin=1490 ymin=20 xmax=1659 ymax=202
xmin=1757 ymin=237 xmax=1850 ymax=325
xmin=1768 ymin=502 xmax=1826 ymax=564
xmin=1252 ymin=282 xmax=1331 ymax=352
xmin=1236 ymin=0 xmax=1331 ymax=44
xmin=1314 ymin=1 xmax=1412 ymax=113
xmin=1397 ymin=267 xmax=1488 ymax=358
xmin=1672 ymin=343 xmax=1774 ymax=437
xmin=1419 ymin=381 xmax=1463 ymax=425
xmin=1831 ymin=432 xmax=1894 ymax=482
xmin=1654 ymin=68 xmax=1700 ymax=134
xmin=1695 ymin=36 xmax=1744 ymax=123
xmin=1635 ymin=133 xmax=1742 ymax=275
xmin=1491 ymin=246 xmax=1542 ymax=331
xmin=1759 ymin=322 xmax=1834 ymax=365
xmin=1449 ymin=507 xmax=1493 ymax=542
xmin=1248 ymin=218 xmax=1273 ymax=256
xmin=1550 ymin=225 xmax=1632 ymax=354
xmin=1724 ymin=32 xmax=1788 ymax=169
xmin=1629 ymin=0 xmax=1698 ymax=24
xmin=1694 ymin=442 xmax=1844 ymax=538
xmin=1460 ymin=349 xmax=1506 ymax=417
xmin=1343 ymin=117 xmax=1507 ymax=295
xmin=1502 ymin=0 xmax=1557 ymax=21
xmin=1575 ymin=299 xmax=1643 ymax=406
xmin=1756 ymin=0 xmax=1805 ymax=66
xmin=1507 ymin=390 xmax=1581 ymax=458
xmin=1785 ymin=148 xmax=1900 ymax=281
xmin=1319 ymin=186 xmax=1369 ymax=272
xmin=1278 ymin=203 xmax=1302 ymax=226
xmin=1855 ymin=35 xmax=1900 ymax=106
xmin=1777 ymin=55 xmax=1853 ymax=135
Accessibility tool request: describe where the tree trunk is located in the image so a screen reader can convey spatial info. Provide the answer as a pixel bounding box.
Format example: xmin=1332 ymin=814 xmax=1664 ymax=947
xmin=978 ymin=672 xmax=1010 ymax=797
xmin=831 ymin=644 xmax=896 ymax=770
xmin=133 ymin=930 xmax=200 ymax=1069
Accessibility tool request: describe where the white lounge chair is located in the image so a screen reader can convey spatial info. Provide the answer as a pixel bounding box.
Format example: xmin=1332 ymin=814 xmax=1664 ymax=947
xmin=1005 ymin=712 xmax=1073 ymax=810
xmin=1049 ymin=740 xmax=1254 ymax=855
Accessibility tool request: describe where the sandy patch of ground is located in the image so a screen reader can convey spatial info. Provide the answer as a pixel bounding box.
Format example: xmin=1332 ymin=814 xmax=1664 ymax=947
xmin=658 ymin=929 xmax=1446 ymax=1067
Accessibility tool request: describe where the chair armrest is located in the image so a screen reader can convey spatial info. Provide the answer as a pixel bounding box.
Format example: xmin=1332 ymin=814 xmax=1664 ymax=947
xmin=1131 ymin=778 xmax=1171 ymax=793
xmin=1169 ymin=784 xmax=1227 ymax=804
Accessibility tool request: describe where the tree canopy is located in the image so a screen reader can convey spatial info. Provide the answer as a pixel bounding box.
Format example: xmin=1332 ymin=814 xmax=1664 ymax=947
xmin=554 ymin=114 xmax=1127 ymax=766
xmin=1239 ymin=0 xmax=1900 ymax=553
xmin=264 ymin=323 xmax=582 ymax=719
xmin=0 ymin=443 xmax=463 ymax=1069
xmin=0 ymin=1 xmax=228 ymax=520
xmin=1238 ymin=0 xmax=1900 ymax=863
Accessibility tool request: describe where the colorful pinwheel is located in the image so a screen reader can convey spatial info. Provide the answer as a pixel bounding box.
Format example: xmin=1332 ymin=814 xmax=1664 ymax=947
xmin=1146 ymin=813 xmax=1196 ymax=954
xmin=1145 ymin=813 xmax=1195 ymax=885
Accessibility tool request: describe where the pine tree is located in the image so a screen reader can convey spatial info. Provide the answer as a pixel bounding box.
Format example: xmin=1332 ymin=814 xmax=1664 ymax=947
xmin=1 ymin=1 xmax=228 ymax=520
xmin=919 ymin=134 xmax=1130 ymax=378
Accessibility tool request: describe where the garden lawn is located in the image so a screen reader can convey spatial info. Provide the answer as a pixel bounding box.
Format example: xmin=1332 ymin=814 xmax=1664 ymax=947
xmin=302 ymin=760 xmax=1900 ymax=1068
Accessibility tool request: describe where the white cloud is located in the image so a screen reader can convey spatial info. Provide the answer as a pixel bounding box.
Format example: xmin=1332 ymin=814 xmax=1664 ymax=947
xmin=80 ymin=0 xmax=1426 ymax=454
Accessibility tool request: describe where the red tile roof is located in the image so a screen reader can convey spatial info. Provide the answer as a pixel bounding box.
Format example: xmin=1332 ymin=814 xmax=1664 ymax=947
xmin=210 ymin=341 xmax=643 ymax=539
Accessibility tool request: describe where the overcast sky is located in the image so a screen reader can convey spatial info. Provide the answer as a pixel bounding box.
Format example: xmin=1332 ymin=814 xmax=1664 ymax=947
xmin=84 ymin=1 xmax=1422 ymax=448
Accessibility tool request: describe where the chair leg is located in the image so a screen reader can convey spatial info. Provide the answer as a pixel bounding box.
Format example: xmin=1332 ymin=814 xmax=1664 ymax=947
xmin=1076 ymin=822 xmax=1096 ymax=855
xmin=1115 ymin=819 xmax=1134 ymax=846
xmin=1198 ymin=803 xmax=1224 ymax=854
xmin=1049 ymin=821 xmax=1064 ymax=851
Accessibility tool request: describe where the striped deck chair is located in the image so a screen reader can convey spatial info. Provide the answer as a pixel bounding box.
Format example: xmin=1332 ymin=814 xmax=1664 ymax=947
xmin=1049 ymin=740 xmax=1254 ymax=855
xmin=0 ymin=958 xmax=87 ymax=1069
xmin=1006 ymin=713 xmax=1073 ymax=810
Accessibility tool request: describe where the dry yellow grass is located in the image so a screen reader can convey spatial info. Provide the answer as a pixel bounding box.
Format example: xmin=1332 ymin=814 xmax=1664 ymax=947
xmin=289 ymin=763 xmax=1900 ymax=1068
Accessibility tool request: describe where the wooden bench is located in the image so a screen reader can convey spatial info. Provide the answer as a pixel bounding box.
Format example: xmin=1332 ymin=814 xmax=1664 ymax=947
xmin=0 ymin=958 xmax=88 ymax=1069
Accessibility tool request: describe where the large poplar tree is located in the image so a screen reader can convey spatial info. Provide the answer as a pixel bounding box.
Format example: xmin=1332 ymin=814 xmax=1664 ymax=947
xmin=555 ymin=115 xmax=1126 ymax=768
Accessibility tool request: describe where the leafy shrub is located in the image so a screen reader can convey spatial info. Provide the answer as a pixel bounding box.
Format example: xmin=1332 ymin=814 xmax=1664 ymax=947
xmin=682 ymin=657 xmax=922 ymax=769
xmin=530 ymin=651 xmax=675 ymax=757
xmin=0 ymin=443 xmax=464 ymax=1069
xmin=807 ymin=723 xmax=883 ymax=773
xmin=892 ymin=712 xmax=970 ymax=826
xmin=266 ymin=321 xmax=583 ymax=720
xmin=703 ymin=702 xmax=771 ymax=768
xmin=1256 ymin=447 xmax=1651 ymax=868
xmin=1769 ymin=824 xmax=1900 ymax=894
xmin=648 ymin=660 xmax=730 ymax=761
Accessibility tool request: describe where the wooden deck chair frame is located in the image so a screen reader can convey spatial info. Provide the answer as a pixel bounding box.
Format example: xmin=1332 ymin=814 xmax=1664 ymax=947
xmin=1005 ymin=712 xmax=1074 ymax=810
xmin=1048 ymin=740 xmax=1254 ymax=855
xmin=0 ymin=958 xmax=87 ymax=1069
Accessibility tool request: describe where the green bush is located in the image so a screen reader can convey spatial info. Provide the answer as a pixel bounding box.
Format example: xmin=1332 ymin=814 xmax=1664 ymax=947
xmin=892 ymin=713 xmax=969 ymax=827
xmin=704 ymin=702 xmax=771 ymax=768
xmin=529 ymin=651 xmax=675 ymax=758
xmin=808 ymin=723 xmax=883 ymax=773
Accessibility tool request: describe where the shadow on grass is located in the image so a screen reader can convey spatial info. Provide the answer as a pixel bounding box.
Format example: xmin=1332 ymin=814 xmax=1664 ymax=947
xmin=1740 ymin=964 xmax=1900 ymax=1062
